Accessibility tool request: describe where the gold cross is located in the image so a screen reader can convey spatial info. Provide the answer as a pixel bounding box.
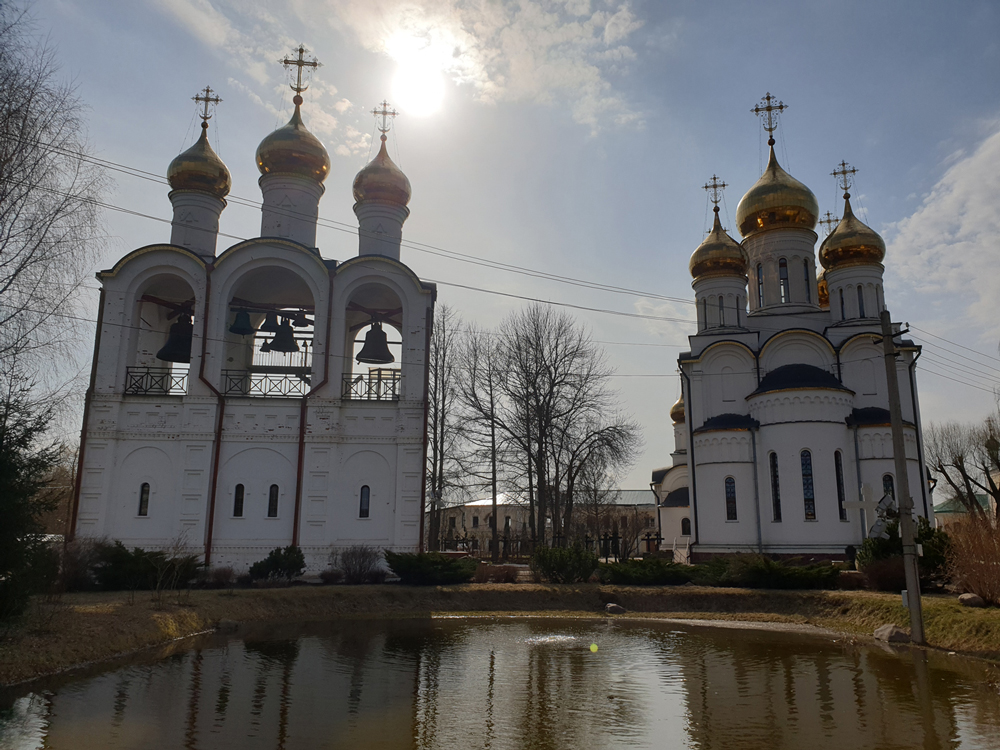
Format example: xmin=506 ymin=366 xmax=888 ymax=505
xmin=192 ymin=86 xmax=221 ymax=123
xmin=371 ymin=100 xmax=398 ymax=135
xmin=819 ymin=211 xmax=839 ymax=235
xmin=702 ymin=174 xmax=727 ymax=206
xmin=281 ymin=45 xmax=321 ymax=96
xmin=752 ymin=92 xmax=787 ymax=145
xmin=831 ymin=160 xmax=857 ymax=196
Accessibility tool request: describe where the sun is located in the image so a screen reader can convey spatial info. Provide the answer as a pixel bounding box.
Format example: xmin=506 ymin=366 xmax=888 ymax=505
xmin=385 ymin=32 xmax=446 ymax=117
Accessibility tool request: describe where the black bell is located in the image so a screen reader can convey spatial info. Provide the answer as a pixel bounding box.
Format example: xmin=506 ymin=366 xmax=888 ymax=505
xmin=261 ymin=311 xmax=280 ymax=333
xmin=260 ymin=338 xmax=272 ymax=353
xmin=356 ymin=321 xmax=394 ymax=364
xmin=229 ymin=310 xmax=255 ymax=336
xmin=156 ymin=314 xmax=193 ymax=363
xmin=292 ymin=311 xmax=312 ymax=328
xmin=270 ymin=321 xmax=299 ymax=353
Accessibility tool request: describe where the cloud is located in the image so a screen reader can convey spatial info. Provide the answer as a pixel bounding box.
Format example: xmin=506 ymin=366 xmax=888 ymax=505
xmin=633 ymin=298 xmax=695 ymax=343
xmin=886 ymin=123 xmax=1000 ymax=339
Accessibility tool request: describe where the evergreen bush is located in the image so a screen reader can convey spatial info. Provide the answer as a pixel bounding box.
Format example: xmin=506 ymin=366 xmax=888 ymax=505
xmin=691 ymin=553 xmax=840 ymax=590
xmin=248 ymin=545 xmax=306 ymax=582
xmin=599 ymin=558 xmax=694 ymax=585
xmin=856 ymin=518 xmax=950 ymax=588
xmin=91 ymin=541 xmax=201 ymax=591
xmin=530 ymin=545 xmax=599 ymax=584
xmin=383 ymin=551 xmax=477 ymax=585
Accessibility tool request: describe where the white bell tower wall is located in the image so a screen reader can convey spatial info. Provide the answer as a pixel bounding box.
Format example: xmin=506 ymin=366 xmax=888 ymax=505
xmin=744 ymin=228 xmax=820 ymax=313
xmin=259 ymin=174 xmax=324 ymax=248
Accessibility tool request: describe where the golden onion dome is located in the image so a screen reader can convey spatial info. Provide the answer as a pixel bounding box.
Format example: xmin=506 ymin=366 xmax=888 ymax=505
xmin=255 ymin=98 xmax=330 ymax=182
xmin=352 ymin=134 xmax=411 ymax=207
xmin=167 ymin=123 xmax=231 ymax=198
xmin=670 ymin=394 xmax=685 ymax=424
xmin=689 ymin=207 xmax=747 ymax=279
xmin=818 ymin=195 xmax=885 ymax=270
xmin=736 ymin=146 xmax=818 ymax=237
xmin=817 ymin=268 xmax=829 ymax=309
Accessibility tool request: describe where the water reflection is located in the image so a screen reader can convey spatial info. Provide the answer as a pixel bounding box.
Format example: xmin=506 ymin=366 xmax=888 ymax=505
xmin=1 ymin=618 xmax=998 ymax=749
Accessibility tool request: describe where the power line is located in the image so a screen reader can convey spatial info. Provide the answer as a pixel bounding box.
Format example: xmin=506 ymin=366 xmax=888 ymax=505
xmin=909 ymin=326 xmax=1000 ymax=367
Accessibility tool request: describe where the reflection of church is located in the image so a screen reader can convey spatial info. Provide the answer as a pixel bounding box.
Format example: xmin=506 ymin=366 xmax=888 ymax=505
xmin=653 ymin=95 xmax=932 ymax=560
xmin=69 ymin=49 xmax=434 ymax=571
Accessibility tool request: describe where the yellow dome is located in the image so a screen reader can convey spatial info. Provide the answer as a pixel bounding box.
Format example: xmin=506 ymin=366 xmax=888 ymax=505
xmin=736 ymin=146 xmax=818 ymax=237
xmin=817 ymin=268 xmax=829 ymax=309
xmin=353 ymin=135 xmax=411 ymax=207
xmin=167 ymin=123 xmax=231 ymax=198
xmin=255 ymin=101 xmax=330 ymax=182
xmin=818 ymin=196 xmax=885 ymax=270
xmin=690 ymin=208 xmax=747 ymax=279
xmin=670 ymin=394 xmax=685 ymax=424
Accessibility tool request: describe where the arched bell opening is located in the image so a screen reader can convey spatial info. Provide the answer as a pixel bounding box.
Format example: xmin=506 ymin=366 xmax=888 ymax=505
xmin=124 ymin=274 xmax=196 ymax=396
xmin=343 ymin=283 xmax=403 ymax=401
xmin=223 ymin=266 xmax=316 ymax=398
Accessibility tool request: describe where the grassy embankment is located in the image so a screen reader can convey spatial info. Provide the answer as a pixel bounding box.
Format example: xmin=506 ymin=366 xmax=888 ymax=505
xmin=2 ymin=584 xmax=998 ymax=685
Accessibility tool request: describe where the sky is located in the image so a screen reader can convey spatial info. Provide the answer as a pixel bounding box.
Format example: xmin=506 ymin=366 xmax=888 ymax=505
xmin=29 ymin=0 xmax=1000 ymax=489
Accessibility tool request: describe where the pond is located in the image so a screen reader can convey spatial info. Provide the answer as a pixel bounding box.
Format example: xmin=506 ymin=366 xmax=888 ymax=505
xmin=1 ymin=618 xmax=999 ymax=749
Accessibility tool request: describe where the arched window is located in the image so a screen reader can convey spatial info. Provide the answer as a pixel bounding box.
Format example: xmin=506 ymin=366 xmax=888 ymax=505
xmin=681 ymin=517 xmax=691 ymax=536
xmin=839 ymin=289 xmax=846 ymax=320
xmin=267 ymin=484 xmax=279 ymax=518
xmin=701 ymin=298 xmax=707 ymax=330
xmin=882 ymin=474 xmax=895 ymax=502
xmin=834 ymin=452 xmax=847 ymax=521
xmin=803 ymin=259 xmax=812 ymax=303
xmin=359 ymin=485 xmax=371 ymax=518
xmin=725 ymin=477 xmax=738 ymax=521
xmin=857 ymin=285 xmax=866 ymax=318
xmin=138 ymin=483 xmax=150 ymax=517
xmin=757 ymin=264 xmax=764 ymax=307
xmin=718 ymin=296 xmax=725 ymax=326
xmin=801 ymin=450 xmax=816 ymax=520
xmin=769 ymin=453 xmax=782 ymax=522
xmin=233 ymin=484 xmax=245 ymax=518
xmin=875 ymin=284 xmax=883 ymax=312
xmin=778 ymin=259 xmax=789 ymax=303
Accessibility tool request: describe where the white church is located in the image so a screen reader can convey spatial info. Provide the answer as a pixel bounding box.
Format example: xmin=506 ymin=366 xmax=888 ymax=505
xmin=69 ymin=50 xmax=433 ymax=572
xmin=653 ymin=95 xmax=933 ymax=561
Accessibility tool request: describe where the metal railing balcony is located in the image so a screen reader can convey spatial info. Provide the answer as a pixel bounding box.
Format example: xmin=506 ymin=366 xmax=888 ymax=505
xmin=222 ymin=368 xmax=310 ymax=398
xmin=124 ymin=367 xmax=188 ymax=396
xmin=342 ymin=370 xmax=401 ymax=401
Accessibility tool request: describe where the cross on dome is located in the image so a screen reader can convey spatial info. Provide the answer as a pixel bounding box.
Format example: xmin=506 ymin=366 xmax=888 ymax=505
xmin=832 ymin=160 xmax=858 ymax=197
xmin=372 ymin=100 xmax=399 ymax=137
xmin=702 ymin=174 xmax=728 ymax=207
xmin=819 ymin=211 xmax=839 ymax=236
xmin=752 ymin=92 xmax=787 ymax=146
xmin=192 ymin=86 xmax=221 ymax=126
xmin=281 ymin=45 xmax=321 ymax=103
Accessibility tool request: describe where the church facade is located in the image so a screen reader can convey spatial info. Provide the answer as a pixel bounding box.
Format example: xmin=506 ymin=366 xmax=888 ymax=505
xmin=653 ymin=97 xmax=932 ymax=560
xmin=69 ymin=57 xmax=433 ymax=572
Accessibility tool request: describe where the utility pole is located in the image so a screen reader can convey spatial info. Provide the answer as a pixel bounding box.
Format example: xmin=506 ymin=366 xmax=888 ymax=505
xmin=880 ymin=309 xmax=925 ymax=645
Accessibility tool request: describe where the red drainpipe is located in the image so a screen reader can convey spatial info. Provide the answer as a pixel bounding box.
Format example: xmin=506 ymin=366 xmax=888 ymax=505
xmin=68 ymin=287 xmax=107 ymax=543
xmin=197 ymin=268 xmax=226 ymax=567
xmin=291 ymin=267 xmax=334 ymax=546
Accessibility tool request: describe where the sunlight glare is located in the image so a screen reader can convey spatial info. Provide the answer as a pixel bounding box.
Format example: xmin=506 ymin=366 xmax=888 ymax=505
xmin=386 ymin=32 xmax=445 ymax=117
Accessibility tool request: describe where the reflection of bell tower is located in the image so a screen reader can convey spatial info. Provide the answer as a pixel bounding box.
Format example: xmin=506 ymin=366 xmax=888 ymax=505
xmin=167 ymin=86 xmax=231 ymax=258
xmin=353 ymin=101 xmax=412 ymax=261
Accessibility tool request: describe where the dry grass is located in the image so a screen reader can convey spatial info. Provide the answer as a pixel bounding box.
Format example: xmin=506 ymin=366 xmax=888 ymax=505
xmin=948 ymin=518 xmax=1000 ymax=604
xmin=2 ymin=584 xmax=998 ymax=686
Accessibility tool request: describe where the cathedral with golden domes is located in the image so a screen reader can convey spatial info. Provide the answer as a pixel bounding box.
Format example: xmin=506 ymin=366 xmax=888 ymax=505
xmin=69 ymin=50 xmax=434 ymax=571
xmin=652 ymin=94 xmax=933 ymax=561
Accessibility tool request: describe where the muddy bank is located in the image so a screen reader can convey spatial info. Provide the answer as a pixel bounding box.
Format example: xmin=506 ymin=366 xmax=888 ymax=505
xmin=2 ymin=584 xmax=998 ymax=685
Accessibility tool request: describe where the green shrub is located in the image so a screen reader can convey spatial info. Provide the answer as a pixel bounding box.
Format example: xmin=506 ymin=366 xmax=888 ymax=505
xmin=248 ymin=545 xmax=306 ymax=582
xmin=599 ymin=558 xmax=694 ymax=585
xmin=384 ymin=551 xmax=477 ymax=585
xmin=91 ymin=541 xmax=201 ymax=591
xmin=530 ymin=545 xmax=599 ymax=584
xmin=691 ymin=554 xmax=839 ymax=590
xmin=856 ymin=518 xmax=950 ymax=586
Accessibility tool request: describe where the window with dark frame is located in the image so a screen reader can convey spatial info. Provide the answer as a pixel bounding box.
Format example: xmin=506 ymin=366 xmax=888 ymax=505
xmin=840 ymin=289 xmax=846 ymax=320
xmin=725 ymin=477 xmax=738 ymax=521
xmin=267 ymin=484 xmax=279 ymax=518
xmin=233 ymin=484 xmax=244 ymax=517
xmin=718 ymin=296 xmax=725 ymax=326
xmin=883 ymin=474 xmax=895 ymax=501
xmin=757 ymin=264 xmax=764 ymax=307
xmin=804 ymin=259 xmax=811 ymax=303
xmin=359 ymin=485 xmax=370 ymax=518
xmin=770 ymin=453 xmax=782 ymax=521
xmin=779 ymin=259 xmax=789 ymax=303
xmin=138 ymin=483 xmax=150 ymax=516
xmin=681 ymin=517 xmax=691 ymax=536
xmin=801 ymin=450 xmax=816 ymax=520
xmin=835 ymin=452 xmax=847 ymax=521
xmin=857 ymin=285 xmax=866 ymax=318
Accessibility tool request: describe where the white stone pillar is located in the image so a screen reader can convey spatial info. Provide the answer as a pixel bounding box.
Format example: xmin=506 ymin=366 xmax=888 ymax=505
xmin=169 ymin=191 xmax=225 ymax=258
xmin=259 ymin=174 xmax=325 ymax=249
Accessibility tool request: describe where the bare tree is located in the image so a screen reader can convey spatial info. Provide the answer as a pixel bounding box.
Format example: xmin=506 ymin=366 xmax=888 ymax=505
xmin=926 ymin=415 xmax=1000 ymax=521
xmin=0 ymin=6 xmax=107 ymax=364
xmin=425 ymin=305 xmax=464 ymax=549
